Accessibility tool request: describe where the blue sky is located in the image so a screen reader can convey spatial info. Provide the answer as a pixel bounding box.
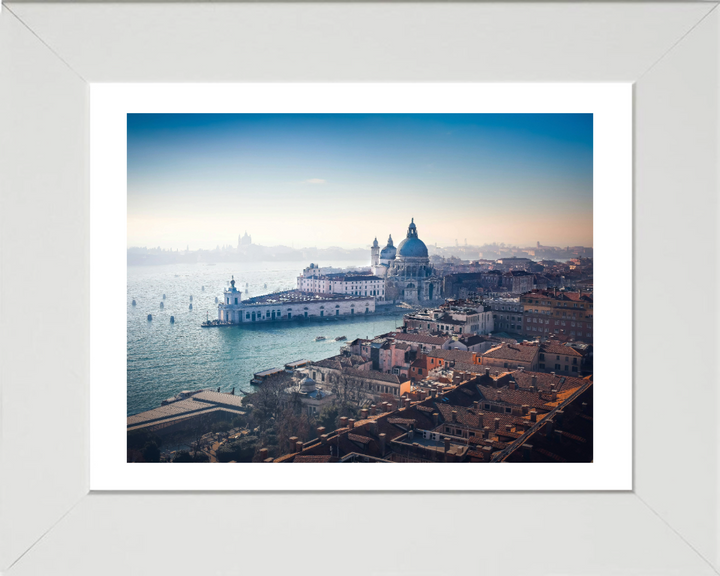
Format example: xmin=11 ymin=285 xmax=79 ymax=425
xmin=127 ymin=113 xmax=593 ymax=250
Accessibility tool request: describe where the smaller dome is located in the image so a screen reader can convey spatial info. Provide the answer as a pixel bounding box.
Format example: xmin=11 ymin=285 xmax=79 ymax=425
xmin=372 ymin=237 xmax=379 ymax=248
xmin=299 ymin=376 xmax=316 ymax=393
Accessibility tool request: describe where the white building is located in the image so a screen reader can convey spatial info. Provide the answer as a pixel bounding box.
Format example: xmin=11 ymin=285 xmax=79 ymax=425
xmin=403 ymin=301 xmax=494 ymax=336
xmin=297 ymin=264 xmax=385 ymax=300
xmin=218 ymin=277 xmax=375 ymax=324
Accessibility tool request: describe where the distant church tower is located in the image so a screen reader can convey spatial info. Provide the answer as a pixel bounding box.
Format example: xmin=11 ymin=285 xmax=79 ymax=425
xmin=238 ymin=231 xmax=252 ymax=249
xmin=371 ymin=237 xmax=380 ymax=267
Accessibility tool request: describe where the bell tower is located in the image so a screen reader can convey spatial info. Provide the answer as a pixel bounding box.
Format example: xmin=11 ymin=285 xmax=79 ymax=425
xmin=371 ymin=237 xmax=380 ymax=267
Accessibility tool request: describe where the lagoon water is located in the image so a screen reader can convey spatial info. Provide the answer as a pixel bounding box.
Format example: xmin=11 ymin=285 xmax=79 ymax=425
xmin=127 ymin=261 xmax=405 ymax=416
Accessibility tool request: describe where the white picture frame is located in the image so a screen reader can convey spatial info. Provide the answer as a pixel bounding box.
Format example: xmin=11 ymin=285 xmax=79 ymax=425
xmin=1 ymin=2 xmax=718 ymax=575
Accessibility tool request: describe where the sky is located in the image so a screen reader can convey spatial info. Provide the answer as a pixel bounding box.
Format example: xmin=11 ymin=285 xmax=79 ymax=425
xmin=127 ymin=113 xmax=593 ymax=250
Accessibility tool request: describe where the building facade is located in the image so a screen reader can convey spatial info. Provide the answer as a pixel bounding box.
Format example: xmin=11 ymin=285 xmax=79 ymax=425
xmin=485 ymin=297 xmax=524 ymax=334
xmin=520 ymin=289 xmax=594 ymax=342
xmin=372 ymin=219 xmax=443 ymax=305
xmin=403 ymin=300 xmax=494 ymax=336
xmin=217 ymin=278 xmax=375 ymax=324
xmin=297 ymin=264 xmax=385 ymax=300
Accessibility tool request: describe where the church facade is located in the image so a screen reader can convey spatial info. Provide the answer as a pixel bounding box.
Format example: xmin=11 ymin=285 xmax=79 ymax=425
xmin=371 ymin=219 xmax=443 ymax=305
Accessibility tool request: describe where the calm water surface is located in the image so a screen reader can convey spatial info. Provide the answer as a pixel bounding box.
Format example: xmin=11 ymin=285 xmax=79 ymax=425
xmin=127 ymin=261 xmax=405 ymax=415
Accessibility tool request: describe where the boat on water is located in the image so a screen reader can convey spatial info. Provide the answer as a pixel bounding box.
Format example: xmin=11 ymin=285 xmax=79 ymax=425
xmin=335 ymin=335 xmax=347 ymax=341
xmin=315 ymin=336 xmax=326 ymax=341
xmin=201 ymin=319 xmax=233 ymax=328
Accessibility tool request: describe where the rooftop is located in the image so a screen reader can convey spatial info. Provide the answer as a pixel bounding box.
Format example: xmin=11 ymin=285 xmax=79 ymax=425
xmin=241 ymin=289 xmax=372 ymax=306
xmin=392 ymin=332 xmax=451 ymax=346
xmin=483 ymin=343 xmax=540 ymax=363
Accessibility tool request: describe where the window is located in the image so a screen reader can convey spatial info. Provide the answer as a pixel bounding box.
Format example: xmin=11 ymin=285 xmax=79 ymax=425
xmin=484 ymin=404 xmax=491 ymax=410
xmin=555 ymin=364 xmax=561 ymax=370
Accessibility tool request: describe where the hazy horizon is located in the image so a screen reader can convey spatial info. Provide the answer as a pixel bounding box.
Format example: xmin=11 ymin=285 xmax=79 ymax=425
xmin=128 ymin=113 xmax=593 ymax=250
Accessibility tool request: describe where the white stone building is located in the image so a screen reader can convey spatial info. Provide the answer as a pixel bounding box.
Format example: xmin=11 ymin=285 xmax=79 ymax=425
xmin=217 ymin=277 xmax=375 ymax=324
xmin=371 ymin=219 xmax=443 ymax=305
xmin=297 ymin=264 xmax=385 ymax=300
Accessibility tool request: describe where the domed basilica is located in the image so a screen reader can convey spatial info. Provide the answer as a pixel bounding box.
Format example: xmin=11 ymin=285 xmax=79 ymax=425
xmin=371 ymin=219 xmax=443 ymax=304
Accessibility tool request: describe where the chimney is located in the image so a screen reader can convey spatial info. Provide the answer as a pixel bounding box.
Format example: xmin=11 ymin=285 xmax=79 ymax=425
xmin=509 ymin=380 xmax=517 ymax=390
xmin=483 ymin=426 xmax=491 ymax=439
xmin=339 ymin=416 xmax=348 ymax=429
xmin=494 ymin=418 xmax=500 ymax=430
xmin=452 ymin=410 xmax=458 ymax=422
xmin=482 ymin=445 xmax=493 ymax=462
xmin=289 ymin=436 xmax=299 ymax=451
xmin=496 ymin=390 xmax=503 ymax=402
xmin=369 ymin=420 xmax=378 ymax=435
xmin=522 ymin=443 xmax=533 ymax=461
xmin=505 ymin=424 xmax=513 ymax=432
xmin=444 ymin=437 xmax=451 ymax=453
xmin=531 ymin=375 xmax=537 ymax=388
xmin=379 ymin=433 xmax=387 ymax=454
xmin=348 ymin=419 xmax=355 ymax=430
xmin=432 ymin=412 xmax=439 ymax=426
xmin=545 ymin=419 xmax=555 ymax=435
xmin=408 ymin=429 xmax=415 ymax=441
xmin=360 ymin=408 xmax=369 ymax=420
xmin=550 ymin=388 xmax=558 ymax=402
xmin=296 ymin=440 xmax=304 ymax=453
xmin=555 ymin=409 xmax=565 ymax=426
xmin=370 ymin=404 xmax=377 ymax=416
xmin=320 ymin=434 xmax=329 ymax=444
xmin=477 ymin=412 xmax=484 ymax=428
xmin=484 ymin=367 xmax=490 ymax=377
xmin=530 ymin=410 xmax=538 ymax=423
xmin=317 ymin=426 xmax=326 ymax=438
xmin=522 ymin=405 xmax=529 ymax=415
xmin=259 ymin=448 xmax=268 ymax=460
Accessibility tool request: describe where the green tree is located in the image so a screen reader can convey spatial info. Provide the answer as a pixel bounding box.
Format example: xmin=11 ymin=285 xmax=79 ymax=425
xmin=173 ymin=450 xmax=209 ymax=463
xmin=216 ymin=436 xmax=259 ymax=463
xmin=128 ymin=429 xmax=162 ymax=451
xmin=141 ymin=441 xmax=161 ymax=463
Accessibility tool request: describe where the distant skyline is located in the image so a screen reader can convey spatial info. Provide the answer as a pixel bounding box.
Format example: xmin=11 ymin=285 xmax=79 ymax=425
xmin=128 ymin=113 xmax=593 ymax=250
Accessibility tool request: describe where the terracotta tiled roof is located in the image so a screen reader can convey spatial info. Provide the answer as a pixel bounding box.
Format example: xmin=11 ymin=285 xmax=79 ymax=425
xmin=293 ymin=455 xmax=335 ymax=463
xmin=348 ymin=433 xmax=373 ymax=445
xmin=428 ymin=349 xmax=477 ymax=364
xmin=341 ymin=367 xmax=401 ymax=384
xmin=540 ymin=342 xmax=583 ymax=357
xmin=392 ymin=332 xmax=451 ymax=346
xmin=482 ymin=344 xmax=539 ymax=363
xmin=387 ymin=418 xmax=416 ymax=425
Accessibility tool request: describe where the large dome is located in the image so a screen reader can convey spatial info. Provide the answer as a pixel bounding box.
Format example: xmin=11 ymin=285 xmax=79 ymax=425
xmin=397 ymin=219 xmax=429 ymax=258
xmin=397 ymin=237 xmax=428 ymax=258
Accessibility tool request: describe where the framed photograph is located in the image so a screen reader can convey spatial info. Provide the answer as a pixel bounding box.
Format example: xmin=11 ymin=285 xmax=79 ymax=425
xmin=89 ymin=83 xmax=631 ymax=491
xmin=2 ymin=3 xmax=718 ymax=575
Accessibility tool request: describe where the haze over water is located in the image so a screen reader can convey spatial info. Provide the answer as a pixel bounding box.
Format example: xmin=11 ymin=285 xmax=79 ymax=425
xmin=127 ymin=261 xmax=405 ymax=415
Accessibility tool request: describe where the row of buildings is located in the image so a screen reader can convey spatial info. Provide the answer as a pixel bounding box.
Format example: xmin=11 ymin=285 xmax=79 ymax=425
xmin=272 ymin=366 xmax=593 ymax=463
